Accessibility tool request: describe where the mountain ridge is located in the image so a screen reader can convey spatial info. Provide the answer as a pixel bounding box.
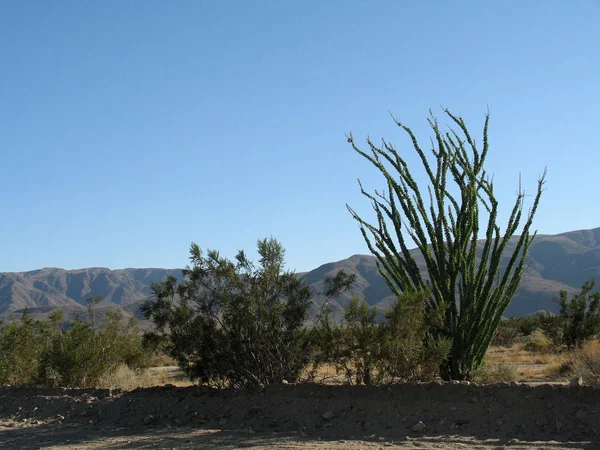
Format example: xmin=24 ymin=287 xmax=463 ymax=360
xmin=2 ymin=226 xmax=600 ymax=321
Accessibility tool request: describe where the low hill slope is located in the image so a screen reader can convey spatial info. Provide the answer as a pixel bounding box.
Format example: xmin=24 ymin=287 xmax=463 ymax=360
xmin=1 ymin=227 xmax=599 ymax=320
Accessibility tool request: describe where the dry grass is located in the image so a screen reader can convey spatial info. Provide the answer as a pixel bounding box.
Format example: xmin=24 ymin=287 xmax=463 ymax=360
xmin=485 ymin=341 xmax=600 ymax=382
xmin=486 ymin=344 xmax=554 ymax=366
xmin=149 ymin=353 xmax=177 ymax=367
xmin=305 ymin=363 xmax=350 ymax=384
xmin=485 ymin=343 xmax=569 ymax=381
xmin=97 ymin=365 xmax=157 ymax=390
xmin=472 ymin=363 xmax=517 ymax=383
xmin=536 ymin=353 xmax=572 ymax=379
xmin=145 ymin=366 xmax=194 ymax=387
xmin=97 ymin=364 xmax=193 ymax=391
xmin=571 ymin=339 xmax=600 ymax=384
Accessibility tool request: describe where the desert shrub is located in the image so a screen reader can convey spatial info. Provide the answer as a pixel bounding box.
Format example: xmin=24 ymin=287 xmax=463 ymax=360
xmin=0 ymin=302 xmax=148 ymax=388
xmin=523 ymin=334 xmax=552 ymax=353
xmin=312 ymin=298 xmax=382 ymax=385
xmin=492 ymin=319 xmax=521 ymax=347
xmin=571 ymin=339 xmax=600 ymax=384
xmin=0 ymin=310 xmax=55 ymax=385
xmin=516 ymin=317 xmax=540 ymax=336
xmin=537 ymin=311 xmax=566 ymax=347
xmin=492 ymin=316 xmax=541 ymax=347
xmin=380 ymin=290 xmax=450 ymax=382
xmin=149 ymin=352 xmax=176 ymax=367
xmin=472 ymin=363 xmax=517 ymax=384
xmin=313 ymin=290 xmax=450 ymax=384
xmin=555 ymin=279 xmax=600 ymax=348
xmin=37 ymin=299 xmax=150 ymax=388
xmin=142 ymin=238 xmax=353 ymax=389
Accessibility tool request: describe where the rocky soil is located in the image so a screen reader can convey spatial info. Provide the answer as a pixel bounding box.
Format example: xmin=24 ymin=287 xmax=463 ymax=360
xmin=1 ymin=382 xmax=599 ymax=449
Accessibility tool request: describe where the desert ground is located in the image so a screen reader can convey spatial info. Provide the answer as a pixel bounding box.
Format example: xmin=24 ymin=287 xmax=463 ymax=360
xmin=1 ymin=380 xmax=599 ymax=449
xmin=2 ymin=341 xmax=599 ymax=449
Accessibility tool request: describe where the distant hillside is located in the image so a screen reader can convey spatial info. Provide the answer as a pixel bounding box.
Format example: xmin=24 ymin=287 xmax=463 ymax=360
xmin=1 ymin=227 xmax=600 ymax=321
xmin=306 ymin=227 xmax=600 ymax=318
xmin=0 ymin=268 xmax=183 ymax=322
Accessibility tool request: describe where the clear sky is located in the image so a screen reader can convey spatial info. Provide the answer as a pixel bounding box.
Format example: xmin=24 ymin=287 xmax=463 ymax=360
xmin=1 ymin=1 xmax=599 ymax=273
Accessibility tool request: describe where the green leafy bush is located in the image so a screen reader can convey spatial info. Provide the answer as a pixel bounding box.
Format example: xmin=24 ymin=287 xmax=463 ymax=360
xmin=313 ymin=297 xmax=382 ymax=384
xmin=0 ymin=299 xmax=149 ymax=388
xmin=381 ymin=290 xmax=450 ymax=382
xmin=0 ymin=310 xmax=54 ymax=385
xmin=523 ymin=334 xmax=552 ymax=353
xmin=537 ymin=311 xmax=565 ymax=347
xmin=492 ymin=320 xmax=520 ymax=347
xmin=37 ymin=299 xmax=150 ymax=388
xmin=492 ymin=316 xmax=542 ymax=347
xmin=518 ymin=317 xmax=540 ymax=336
xmin=313 ymin=290 xmax=450 ymax=384
xmin=555 ymin=279 xmax=600 ymax=348
xmin=142 ymin=238 xmax=351 ymax=389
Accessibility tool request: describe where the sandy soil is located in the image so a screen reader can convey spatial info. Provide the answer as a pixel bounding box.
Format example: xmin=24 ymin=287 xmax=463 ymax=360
xmin=1 ymin=383 xmax=598 ymax=449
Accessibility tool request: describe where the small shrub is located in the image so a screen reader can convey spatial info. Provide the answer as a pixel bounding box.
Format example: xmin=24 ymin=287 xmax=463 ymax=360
xmin=517 ymin=317 xmax=540 ymax=336
xmin=555 ymin=279 xmax=600 ymax=348
xmin=492 ymin=320 xmax=520 ymax=347
xmin=537 ymin=311 xmax=565 ymax=347
xmin=380 ymin=290 xmax=450 ymax=382
xmin=523 ymin=334 xmax=552 ymax=353
xmin=37 ymin=299 xmax=150 ymax=388
xmin=149 ymin=352 xmax=176 ymax=367
xmin=313 ymin=297 xmax=381 ymax=385
xmin=571 ymin=339 xmax=600 ymax=384
xmin=313 ymin=290 xmax=450 ymax=384
xmin=0 ymin=310 xmax=53 ymax=385
xmin=492 ymin=316 xmax=542 ymax=348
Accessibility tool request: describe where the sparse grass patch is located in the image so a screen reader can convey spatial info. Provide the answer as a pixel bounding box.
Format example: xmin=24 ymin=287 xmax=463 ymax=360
xmin=97 ymin=365 xmax=155 ymax=390
xmin=517 ymin=368 xmax=541 ymax=379
xmin=538 ymin=354 xmax=573 ymax=379
xmin=485 ymin=343 xmax=568 ymax=381
xmin=98 ymin=365 xmax=194 ymax=390
xmin=486 ymin=343 xmax=555 ymax=366
xmin=149 ymin=353 xmax=176 ymax=367
xmin=473 ymin=363 xmax=517 ymax=384
xmin=571 ymin=339 xmax=600 ymax=384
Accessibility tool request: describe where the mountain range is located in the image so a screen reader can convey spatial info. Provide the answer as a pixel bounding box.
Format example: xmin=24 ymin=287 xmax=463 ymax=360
xmin=2 ymin=227 xmax=600 ymax=322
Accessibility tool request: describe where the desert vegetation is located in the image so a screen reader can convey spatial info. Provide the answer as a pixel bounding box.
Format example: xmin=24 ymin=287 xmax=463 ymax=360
xmin=1 ymin=110 xmax=599 ymax=392
xmin=346 ymin=109 xmax=546 ymax=380
xmin=311 ymin=290 xmax=450 ymax=384
xmin=136 ymin=233 xmax=600 ymax=388
xmin=0 ymin=297 xmax=150 ymax=388
xmin=1 ymin=266 xmax=600 ymax=391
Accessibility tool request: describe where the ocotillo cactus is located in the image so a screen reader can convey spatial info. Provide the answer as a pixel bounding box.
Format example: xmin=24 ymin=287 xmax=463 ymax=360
xmin=347 ymin=109 xmax=546 ymax=380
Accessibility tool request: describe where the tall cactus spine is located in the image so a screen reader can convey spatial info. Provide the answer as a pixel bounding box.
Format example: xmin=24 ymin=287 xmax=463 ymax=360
xmin=347 ymin=109 xmax=546 ymax=380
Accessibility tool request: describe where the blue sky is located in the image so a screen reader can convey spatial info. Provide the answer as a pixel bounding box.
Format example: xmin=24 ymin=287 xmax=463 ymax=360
xmin=1 ymin=1 xmax=599 ymax=273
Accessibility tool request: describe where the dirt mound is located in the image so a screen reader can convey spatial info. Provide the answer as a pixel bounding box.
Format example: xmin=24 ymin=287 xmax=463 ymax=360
xmin=1 ymin=382 xmax=599 ymax=448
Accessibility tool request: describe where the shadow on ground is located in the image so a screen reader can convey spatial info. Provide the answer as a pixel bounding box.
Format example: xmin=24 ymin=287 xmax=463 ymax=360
xmin=1 ymin=383 xmax=599 ymax=448
xmin=0 ymin=424 xmax=596 ymax=449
